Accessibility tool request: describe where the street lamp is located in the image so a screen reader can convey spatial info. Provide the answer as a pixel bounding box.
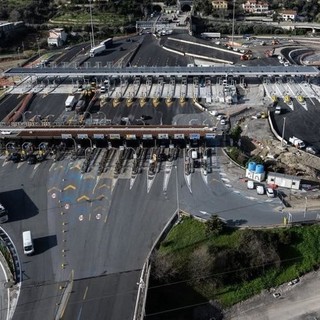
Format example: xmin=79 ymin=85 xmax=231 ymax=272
xmin=84 ymin=112 xmax=93 ymax=125
xmin=97 ymin=111 xmax=106 ymax=124
xmin=89 ymin=0 xmax=95 ymax=48
xmin=281 ymin=117 xmax=286 ymax=148
xmin=231 ymin=0 xmax=236 ymax=46
xmin=22 ymin=111 xmax=32 ymax=123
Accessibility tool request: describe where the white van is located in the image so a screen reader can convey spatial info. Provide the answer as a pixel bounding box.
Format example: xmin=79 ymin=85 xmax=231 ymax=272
xmin=22 ymin=231 xmax=34 ymax=255
xmin=247 ymin=180 xmax=254 ymax=189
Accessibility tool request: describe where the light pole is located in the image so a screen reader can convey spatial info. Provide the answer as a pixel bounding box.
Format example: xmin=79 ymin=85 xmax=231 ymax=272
xmin=84 ymin=112 xmax=93 ymax=125
xmin=97 ymin=111 xmax=106 ymax=124
xmin=22 ymin=111 xmax=32 ymax=123
xmin=231 ymin=0 xmax=236 ymax=46
xmin=281 ymin=117 xmax=286 ymax=148
xmin=304 ymin=196 xmax=308 ymax=218
xmin=89 ymin=0 xmax=95 ymax=48
xmin=175 ymin=165 xmax=179 ymax=213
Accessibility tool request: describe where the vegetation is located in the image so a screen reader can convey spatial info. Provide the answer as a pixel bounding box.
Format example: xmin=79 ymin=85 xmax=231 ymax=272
xmin=150 ymin=217 xmax=320 ymax=311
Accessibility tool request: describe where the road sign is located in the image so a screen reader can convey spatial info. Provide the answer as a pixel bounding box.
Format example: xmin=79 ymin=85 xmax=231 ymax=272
xmin=142 ymin=134 xmax=153 ymax=140
xmin=174 ymin=133 xmax=184 ymax=139
xmin=126 ymin=134 xmax=136 ymax=140
xmin=109 ymin=134 xmax=120 ymax=140
xmin=158 ymin=133 xmax=169 ymax=139
xmin=77 ymin=133 xmax=88 ymax=139
xmin=93 ymin=134 xmax=105 ymax=139
xmin=61 ymin=134 xmax=72 ymax=139
xmin=189 ymin=133 xmax=200 ymax=140
xmin=205 ymin=133 xmax=216 ymax=139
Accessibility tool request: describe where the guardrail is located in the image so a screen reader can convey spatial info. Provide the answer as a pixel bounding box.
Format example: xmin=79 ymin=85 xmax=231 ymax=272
xmin=133 ymin=210 xmax=179 ymax=320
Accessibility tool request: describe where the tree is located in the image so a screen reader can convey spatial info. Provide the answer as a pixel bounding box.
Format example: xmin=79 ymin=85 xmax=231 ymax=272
xmin=151 ymin=251 xmax=178 ymax=282
xmin=188 ymin=245 xmax=212 ymax=284
xmin=205 ymin=214 xmax=225 ymax=236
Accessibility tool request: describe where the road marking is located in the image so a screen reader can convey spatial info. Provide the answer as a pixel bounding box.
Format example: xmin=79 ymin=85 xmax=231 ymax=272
xmin=64 ymin=184 xmax=76 ymax=191
xmin=17 ymin=162 xmax=24 ymax=169
xmin=48 ymin=187 xmax=61 ymax=193
xmin=233 ymin=190 xmax=240 ymax=194
xmin=98 ymin=183 xmax=108 ymax=189
xmin=225 ymin=184 xmax=232 ymax=188
xmin=77 ymin=195 xmax=90 ymax=202
xmin=92 ymin=177 xmax=100 ymax=194
xmin=104 ymin=215 xmax=108 ymax=223
xmin=221 ymin=178 xmax=230 ymax=183
xmin=83 ymin=287 xmax=88 ymax=300
xmin=70 ymin=163 xmax=81 ymax=171
xmin=83 ymin=174 xmax=95 ymax=180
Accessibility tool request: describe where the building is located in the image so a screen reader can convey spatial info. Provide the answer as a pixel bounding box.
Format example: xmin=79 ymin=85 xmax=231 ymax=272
xmin=211 ymin=0 xmax=228 ymax=9
xmin=267 ymin=172 xmax=301 ymax=190
xmin=47 ymin=28 xmax=67 ymax=47
xmin=280 ymin=10 xmax=297 ymax=21
xmin=242 ymin=0 xmax=269 ymax=14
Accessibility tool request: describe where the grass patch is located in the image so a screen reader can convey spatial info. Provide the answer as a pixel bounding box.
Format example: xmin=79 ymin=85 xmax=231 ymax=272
xmin=52 ymin=12 xmax=127 ymax=26
xmin=152 ymin=217 xmax=320 ymax=309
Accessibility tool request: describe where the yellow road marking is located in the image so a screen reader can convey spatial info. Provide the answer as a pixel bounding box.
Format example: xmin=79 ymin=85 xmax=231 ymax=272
xmin=71 ymin=164 xmax=81 ymax=171
xmin=77 ymin=195 xmax=90 ymax=202
xmin=63 ymin=184 xmax=76 ymax=191
xmin=48 ymin=187 xmax=61 ymax=193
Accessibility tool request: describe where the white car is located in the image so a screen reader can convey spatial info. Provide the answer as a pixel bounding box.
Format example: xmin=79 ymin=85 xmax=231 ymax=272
xmin=266 ymin=188 xmax=275 ymax=198
xmin=256 ymin=185 xmax=265 ymax=195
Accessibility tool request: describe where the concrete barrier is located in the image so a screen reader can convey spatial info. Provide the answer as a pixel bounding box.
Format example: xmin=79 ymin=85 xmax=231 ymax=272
xmin=161 ymin=46 xmax=185 ymax=56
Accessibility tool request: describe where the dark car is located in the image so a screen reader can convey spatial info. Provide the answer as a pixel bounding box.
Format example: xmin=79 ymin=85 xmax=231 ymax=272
xmin=11 ymin=153 xmax=21 ymax=163
xmin=27 ymin=155 xmax=37 ymax=165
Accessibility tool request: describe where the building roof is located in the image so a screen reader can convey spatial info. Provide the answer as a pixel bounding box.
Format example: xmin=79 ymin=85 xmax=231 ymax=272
xmin=280 ymin=10 xmax=297 ymax=15
xmin=268 ymin=172 xmax=301 ymax=181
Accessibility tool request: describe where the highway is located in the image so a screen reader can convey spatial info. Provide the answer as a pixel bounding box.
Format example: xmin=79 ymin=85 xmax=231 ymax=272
xmin=0 ymin=143 xmax=290 ymax=320
xmin=1 ymin=25 xmax=320 ymax=320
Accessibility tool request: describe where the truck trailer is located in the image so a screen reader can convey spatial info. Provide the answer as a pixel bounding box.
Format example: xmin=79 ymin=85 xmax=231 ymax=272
xmin=89 ymin=44 xmax=106 ymax=57
xmin=65 ymin=95 xmax=76 ymax=111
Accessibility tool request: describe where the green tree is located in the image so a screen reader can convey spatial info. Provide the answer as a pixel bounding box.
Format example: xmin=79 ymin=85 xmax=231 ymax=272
xmin=205 ymin=214 xmax=225 ymax=236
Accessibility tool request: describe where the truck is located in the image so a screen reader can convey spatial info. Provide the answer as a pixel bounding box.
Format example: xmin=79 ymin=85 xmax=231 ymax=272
xmin=89 ymin=44 xmax=106 ymax=57
xmin=65 ymin=95 xmax=76 ymax=111
xmin=289 ymin=136 xmax=305 ymax=149
xmin=100 ymin=38 xmax=113 ymax=48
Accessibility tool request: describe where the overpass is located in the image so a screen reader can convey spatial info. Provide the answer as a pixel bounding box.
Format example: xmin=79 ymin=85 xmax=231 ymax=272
xmin=3 ymin=65 xmax=319 ymax=78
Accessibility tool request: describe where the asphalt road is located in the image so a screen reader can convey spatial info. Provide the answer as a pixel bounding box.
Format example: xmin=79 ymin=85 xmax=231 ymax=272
xmin=272 ymin=99 xmax=320 ymax=150
xmin=131 ymin=34 xmax=190 ymax=67
xmin=46 ymin=157 xmax=178 ymax=320
xmin=0 ymin=160 xmax=62 ymax=320
xmin=27 ymin=93 xmax=67 ymax=122
xmin=0 ymin=94 xmax=24 ymax=122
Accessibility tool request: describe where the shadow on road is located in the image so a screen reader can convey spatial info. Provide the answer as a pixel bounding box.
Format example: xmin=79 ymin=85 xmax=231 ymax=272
xmin=0 ymin=188 xmax=39 ymax=221
xmin=33 ymin=235 xmax=57 ymax=255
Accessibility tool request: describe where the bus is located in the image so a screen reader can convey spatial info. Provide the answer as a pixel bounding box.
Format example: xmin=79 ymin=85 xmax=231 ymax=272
xmin=0 ymin=203 xmax=8 ymax=223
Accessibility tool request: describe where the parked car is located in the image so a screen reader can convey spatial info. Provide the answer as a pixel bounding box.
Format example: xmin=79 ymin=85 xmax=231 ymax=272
xmin=288 ymin=278 xmax=299 ymax=286
xmin=247 ymin=180 xmax=255 ymax=189
xmin=27 ymin=155 xmax=37 ymax=165
xmin=273 ymin=292 xmax=281 ymax=298
xmin=256 ymin=185 xmax=265 ymax=195
xmin=306 ymin=146 xmax=319 ymax=155
xmin=266 ymin=188 xmax=275 ymax=198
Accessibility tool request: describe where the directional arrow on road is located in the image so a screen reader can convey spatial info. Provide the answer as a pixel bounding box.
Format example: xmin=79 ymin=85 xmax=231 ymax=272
xmin=64 ymin=184 xmax=76 ymax=191
xmin=77 ymin=195 xmax=90 ymax=202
